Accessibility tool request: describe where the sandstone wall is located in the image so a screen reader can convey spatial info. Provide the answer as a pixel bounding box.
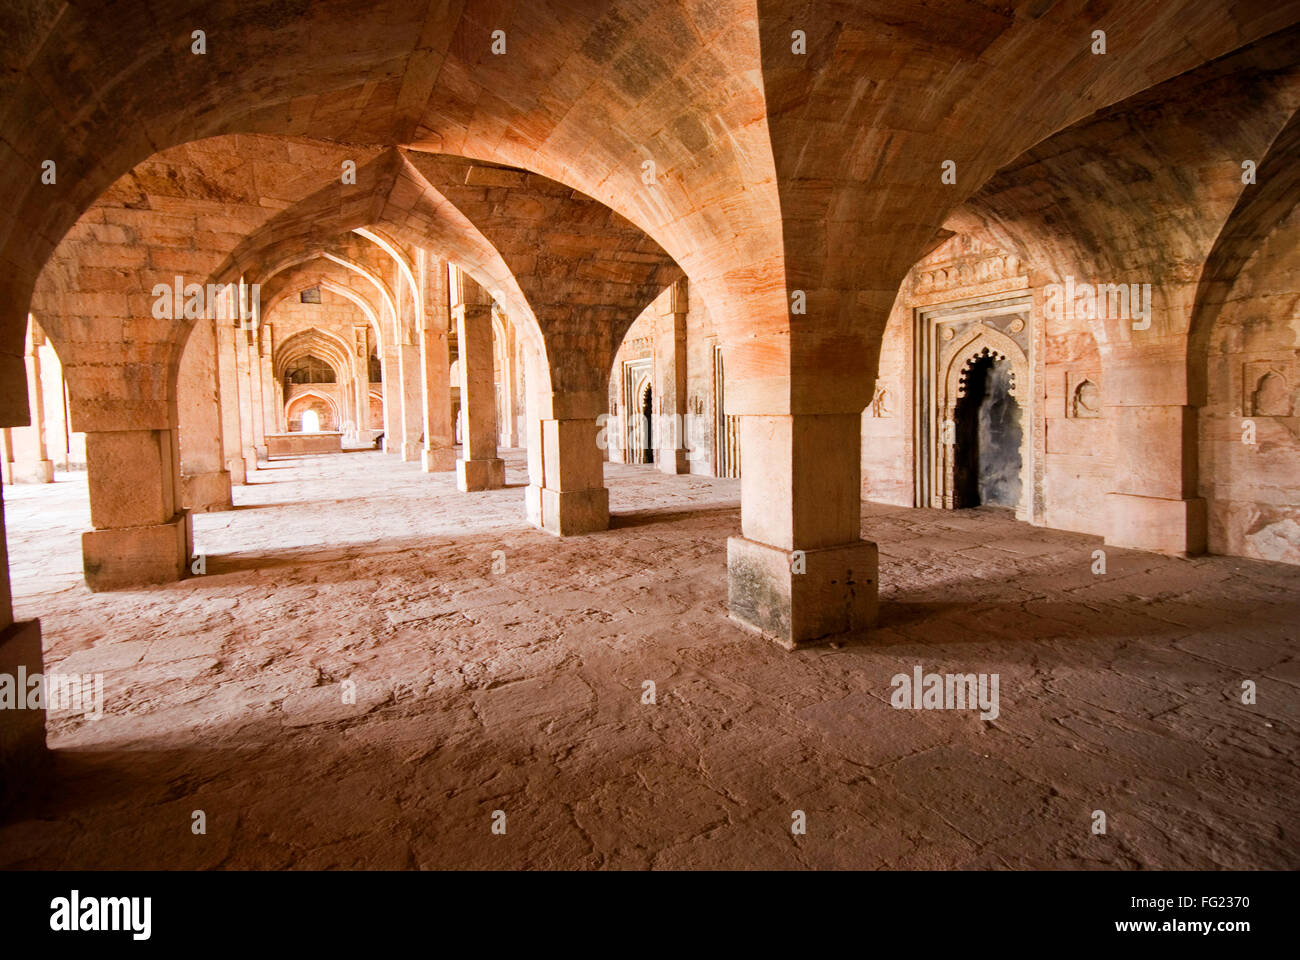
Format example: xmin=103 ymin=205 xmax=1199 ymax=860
xmin=864 ymin=234 xmax=1114 ymax=536
xmin=1201 ymin=204 xmax=1300 ymax=564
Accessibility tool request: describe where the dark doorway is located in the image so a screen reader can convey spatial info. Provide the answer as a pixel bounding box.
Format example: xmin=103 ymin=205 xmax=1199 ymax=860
xmin=641 ymin=385 xmax=655 ymax=464
xmin=953 ymin=354 xmax=1022 ymax=508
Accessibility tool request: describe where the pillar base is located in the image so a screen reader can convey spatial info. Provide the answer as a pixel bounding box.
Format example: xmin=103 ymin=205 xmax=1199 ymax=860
xmin=527 ymin=484 xmax=609 ymax=535
xmin=1105 ymin=493 xmax=1207 ymax=555
xmin=182 ymin=470 xmax=232 ymax=513
xmin=727 ymin=536 xmax=878 ymax=650
xmin=227 ymin=457 xmax=246 ymax=486
xmin=0 ymin=619 xmax=47 ymax=812
xmin=658 ymin=450 xmax=690 ymax=475
xmin=457 ymin=457 xmax=505 ymax=492
xmin=401 ymin=441 xmax=422 ymax=463
xmin=422 ymin=447 xmax=457 ymax=472
xmin=10 ymin=459 xmax=54 ymax=483
xmin=82 ymin=512 xmax=192 ymax=591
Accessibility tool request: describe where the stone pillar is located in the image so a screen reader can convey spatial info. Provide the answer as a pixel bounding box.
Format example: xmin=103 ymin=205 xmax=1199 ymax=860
xmin=397 ymin=343 xmax=423 ymax=462
xmin=496 ymin=308 xmax=520 ymax=449
xmin=454 ymin=270 xmax=504 ymax=491
xmin=235 ymin=318 xmax=259 ymax=471
xmin=352 ymin=326 xmax=370 ymax=443
xmin=1100 ymin=310 xmax=1206 ymax=555
xmin=13 ymin=323 xmax=54 ymax=483
xmin=216 ymin=320 xmax=246 ymax=484
xmin=726 ymin=412 xmax=877 ymax=649
xmin=717 ymin=293 xmax=882 ymax=651
xmin=656 ymin=280 xmax=690 ymax=474
xmin=259 ymin=324 xmax=278 ymax=436
xmin=524 ymin=346 xmax=609 ymax=534
xmin=246 ymin=334 xmax=267 ymax=458
xmin=39 ymin=337 xmax=70 ymax=472
xmin=0 ymin=485 xmax=46 ymax=809
xmin=177 ymin=314 xmax=232 ymax=512
xmin=381 ymin=345 xmax=401 ymax=454
xmin=0 ymin=484 xmax=14 ymax=628
xmin=1105 ymin=405 xmax=1204 ymax=553
xmin=420 ymin=259 xmax=456 ymax=471
xmin=81 ymin=428 xmax=192 ymax=591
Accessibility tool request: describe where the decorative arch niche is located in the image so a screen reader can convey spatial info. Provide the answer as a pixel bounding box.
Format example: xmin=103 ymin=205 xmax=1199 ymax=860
xmin=622 ymin=357 xmax=654 ymax=465
xmin=915 ymin=294 xmax=1035 ymax=520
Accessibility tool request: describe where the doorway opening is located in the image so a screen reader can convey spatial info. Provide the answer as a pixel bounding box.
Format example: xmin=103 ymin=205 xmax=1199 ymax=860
xmin=952 ymin=353 xmax=1023 ymax=508
xmin=639 ymin=381 xmax=655 ymax=465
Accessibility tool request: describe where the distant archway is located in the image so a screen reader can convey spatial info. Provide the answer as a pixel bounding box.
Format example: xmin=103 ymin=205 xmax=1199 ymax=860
xmin=285 ymin=391 xmax=339 ymax=433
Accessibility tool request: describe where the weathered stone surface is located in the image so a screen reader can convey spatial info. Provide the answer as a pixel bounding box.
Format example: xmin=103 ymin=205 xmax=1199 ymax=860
xmin=2 ymin=451 xmax=1297 ymax=869
xmin=727 ymin=536 xmax=878 ymax=648
xmin=81 ymin=513 xmax=190 ymax=591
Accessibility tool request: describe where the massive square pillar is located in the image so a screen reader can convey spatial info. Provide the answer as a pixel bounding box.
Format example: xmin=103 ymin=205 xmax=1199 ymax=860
xmin=0 ymin=617 xmax=46 ymax=810
xmin=1101 ymin=336 xmax=1206 ymax=556
xmin=177 ymin=314 xmax=232 ymax=512
xmin=81 ymin=429 xmax=191 ymax=591
xmin=717 ymin=287 xmax=883 ymax=650
xmin=420 ymin=259 xmax=456 ymax=472
xmin=453 ymin=271 xmax=504 ymax=491
xmin=396 ymin=342 xmax=424 ymax=463
xmin=656 ymin=281 xmax=690 ymax=475
xmin=7 ymin=323 xmax=55 ymax=483
xmin=1105 ymin=404 xmax=1206 ymax=554
xmin=234 ymin=321 xmax=261 ymax=470
xmin=523 ymin=339 xmax=609 ymax=535
xmin=216 ymin=320 xmax=246 ymax=484
xmin=727 ymin=412 xmax=877 ymax=649
xmin=380 ymin=346 xmax=401 ymax=455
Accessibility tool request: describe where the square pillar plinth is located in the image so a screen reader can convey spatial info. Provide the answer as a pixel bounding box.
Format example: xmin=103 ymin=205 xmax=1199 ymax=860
xmin=658 ymin=449 xmax=690 ymax=475
xmin=14 ymin=460 xmax=55 ymax=483
xmin=82 ymin=512 xmax=192 ymax=591
xmin=457 ymin=457 xmax=505 ymax=492
xmin=422 ymin=447 xmax=456 ymax=472
xmin=401 ymin=441 xmax=422 ymax=463
xmin=1105 ymin=493 xmax=1207 ymax=555
xmin=0 ymin=619 xmax=47 ymax=810
xmin=528 ymin=484 xmax=609 ymax=535
xmin=181 ymin=470 xmax=232 ymax=513
xmin=728 ymin=536 xmax=878 ymax=649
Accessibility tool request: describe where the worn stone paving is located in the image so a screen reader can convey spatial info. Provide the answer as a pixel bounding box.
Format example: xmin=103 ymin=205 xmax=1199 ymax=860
xmin=0 ymin=450 xmax=1296 ymax=869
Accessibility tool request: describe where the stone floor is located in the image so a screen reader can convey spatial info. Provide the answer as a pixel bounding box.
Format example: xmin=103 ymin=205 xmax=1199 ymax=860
xmin=1 ymin=450 xmax=1296 ymax=869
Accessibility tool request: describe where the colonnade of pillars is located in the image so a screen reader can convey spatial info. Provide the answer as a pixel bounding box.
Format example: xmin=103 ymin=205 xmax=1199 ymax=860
xmin=65 ymin=262 xmax=549 ymax=593
xmin=3 ymin=275 xmax=1215 ymax=654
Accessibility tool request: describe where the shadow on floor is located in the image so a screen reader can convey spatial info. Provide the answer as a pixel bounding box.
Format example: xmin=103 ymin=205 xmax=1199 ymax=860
xmin=609 ymin=504 xmax=739 ymax=529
